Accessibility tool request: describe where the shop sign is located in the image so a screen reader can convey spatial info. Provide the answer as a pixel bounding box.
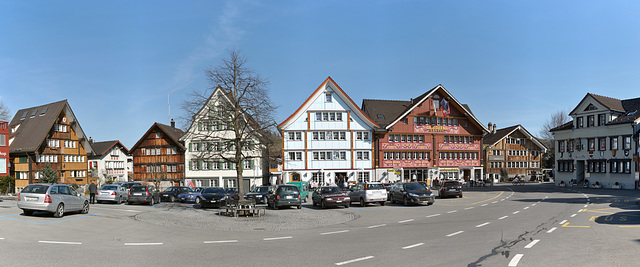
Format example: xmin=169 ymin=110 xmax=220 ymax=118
xmin=415 ymin=125 xmax=460 ymax=134
xmin=383 ymin=160 xmax=432 ymax=168
xmin=438 ymin=143 xmax=479 ymax=151
xmin=382 ymin=143 xmax=432 ymax=150
xmin=438 ymin=159 xmax=479 ymax=167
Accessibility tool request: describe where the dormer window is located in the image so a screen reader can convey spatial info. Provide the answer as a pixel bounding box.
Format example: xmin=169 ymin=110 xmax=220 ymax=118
xmin=576 ymin=117 xmax=584 ymax=128
xmin=598 ymin=114 xmax=606 ymax=126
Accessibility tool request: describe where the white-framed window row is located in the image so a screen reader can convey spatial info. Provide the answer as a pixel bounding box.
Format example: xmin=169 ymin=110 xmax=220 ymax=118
xmin=439 ymin=152 xmax=478 ymax=160
xmin=312 ymin=172 xmax=326 ymax=186
xmin=530 ymin=161 xmax=540 ymax=168
xmin=287 ymin=151 xmax=303 ymax=161
xmin=312 ymin=131 xmax=347 ymax=141
xmin=355 ymin=151 xmax=370 ymax=160
xmin=287 ymin=131 xmax=303 ymax=141
xmin=506 ymin=137 xmax=526 ymax=145
xmin=507 ymin=161 xmax=528 ymax=169
xmin=47 ymin=139 xmax=60 ymax=148
xmin=508 ymin=150 xmax=528 ymax=156
xmin=315 ymin=112 xmax=343 ymax=122
xmin=384 ymin=151 xmax=431 ymax=160
xmin=63 ymin=155 xmax=85 ymax=163
xmin=37 ymin=154 xmax=59 ymax=163
xmin=357 ymin=172 xmax=370 ymax=183
xmin=489 ymin=161 xmax=504 ymax=169
xmin=355 ymin=131 xmax=370 ymax=141
xmin=63 ymin=140 xmax=77 ymax=148
xmin=492 ymin=150 xmax=501 ymax=156
xmin=312 ymin=151 xmax=347 ymax=161
xmin=54 ymin=124 xmax=68 ymax=133
xmin=142 ymin=147 xmax=162 ymax=156
xmin=69 ymin=170 xmax=86 ymax=178
xmin=443 ymin=135 xmax=474 ymax=144
xmin=388 ymin=134 xmax=426 ymax=143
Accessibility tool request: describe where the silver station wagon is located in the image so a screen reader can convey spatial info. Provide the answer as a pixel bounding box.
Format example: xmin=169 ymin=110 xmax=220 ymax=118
xmin=17 ymin=183 xmax=90 ymax=218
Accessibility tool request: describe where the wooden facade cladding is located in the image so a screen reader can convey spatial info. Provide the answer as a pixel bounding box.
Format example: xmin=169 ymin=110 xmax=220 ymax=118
xmin=131 ymin=126 xmax=185 ymax=182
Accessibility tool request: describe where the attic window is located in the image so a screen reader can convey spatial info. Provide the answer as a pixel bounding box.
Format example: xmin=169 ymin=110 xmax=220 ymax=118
xmin=377 ymin=114 xmax=385 ymax=119
xmin=627 ymin=111 xmax=636 ymax=116
xmin=584 ymin=104 xmax=598 ymax=111
xmin=20 ymin=111 xmax=28 ymax=120
xmin=30 ymin=109 xmax=38 ymax=118
xmin=325 ymin=92 xmax=332 ymax=102
xmin=40 ymin=107 xmax=48 ymax=116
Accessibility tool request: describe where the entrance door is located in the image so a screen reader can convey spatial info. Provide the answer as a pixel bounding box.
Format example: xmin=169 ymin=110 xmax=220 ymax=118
xmin=291 ymin=173 xmax=300 ymax=182
xmin=463 ymin=170 xmax=471 ymax=182
xmin=576 ymin=161 xmax=585 ymax=183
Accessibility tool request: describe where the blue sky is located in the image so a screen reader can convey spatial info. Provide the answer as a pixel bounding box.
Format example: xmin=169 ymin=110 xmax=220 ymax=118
xmin=2 ymin=0 xmax=639 ymax=149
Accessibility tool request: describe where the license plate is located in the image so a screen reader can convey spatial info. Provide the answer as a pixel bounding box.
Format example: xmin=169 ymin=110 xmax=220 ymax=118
xmin=449 ymin=189 xmax=456 ymax=191
xmin=336 ymin=200 xmax=342 ymax=203
xmin=134 ymin=193 xmax=142 ymax=195
xmin=286 ymin=196 xmax=293 ymax=199
xmin=25 ymin=197 xmax=38 ymax=201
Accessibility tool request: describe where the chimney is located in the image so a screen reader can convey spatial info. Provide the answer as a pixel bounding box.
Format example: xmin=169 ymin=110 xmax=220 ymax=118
xmin=171 ymin=119 xmax=175 ymax=128
xmin=89 ymin=137 xmax=94 ymax=144
xmin=488 ymin=122 xmax=493 ymax=133
xmin=492 ymin=124 xmax=497 ymax=134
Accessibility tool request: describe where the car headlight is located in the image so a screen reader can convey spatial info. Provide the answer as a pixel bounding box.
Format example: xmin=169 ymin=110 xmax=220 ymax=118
xmin=409 ymin=193 xmax=419 ymax=197
xmin=326 ymin=198 xmax=333 ymax=201
xmin=429 ymin=193 xmax=434 ymax=197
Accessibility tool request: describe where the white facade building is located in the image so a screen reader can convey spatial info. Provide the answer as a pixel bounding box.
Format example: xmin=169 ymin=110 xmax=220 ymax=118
xmin=88 ymin=140 xmax=131 ymax=185
xmin=551 ymin=93 xmax=640 ymax=189
xmin=180 ymin=86 xmax=267 ymax=192
xmin=278 ymin=77 xmax=379 ymax=186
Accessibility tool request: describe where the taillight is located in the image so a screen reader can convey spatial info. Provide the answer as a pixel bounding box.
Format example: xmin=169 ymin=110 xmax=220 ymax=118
xmin=44 ymin=194 xmax=52 ymax=203
xmin=277 ymin=195 xmax=280 ymax=200
xmin=17 ymin=193 xmax=20 ymax=201
xmin=145 ymin=187 xmax=150 ymax=196
xmin=298 ymin=194 xmax=301 ymax=199
xmin=111 ymin=191 xmax=116 ymax=195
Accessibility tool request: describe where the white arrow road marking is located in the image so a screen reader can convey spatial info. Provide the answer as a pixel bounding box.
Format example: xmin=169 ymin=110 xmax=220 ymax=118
xmin=263 ymin=236 xmax=293 ymax=241
xmin=335 ymin=256 xmax=374 ymax=266
xmin=446 ymin=231 xmax=464 ymax=237
xmin=547 ymin=227 xmax=557 ymax=233
xmin=39 ymin=241 xmax=81 ymax=245
xmin=321 ymin=230 xmax=349 ymax=235
xmin=204 ymin=240 xmax=238 ymax=244
xmin=508 ymin=254 xmax=524 ymax=266
xmin=524 ymin=239 xmax=540 ymax=248
xmin=402 ymin=243 xmax=424 ymax=249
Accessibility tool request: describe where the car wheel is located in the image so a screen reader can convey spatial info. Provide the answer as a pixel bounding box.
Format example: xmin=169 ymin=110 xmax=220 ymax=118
xmin=344 ymin=204 xmax=349 ymax=209
xmin=127 ymin=201 xmax=132 ymax=205
xmin=150 ymin=197 xmax=155 ymax=206
xmin=380 ymin=201 xmax=385 ymax=206
xmin=97 ymin=200 xmax=102 ymax=204
xmin=117 ymin=196 xmax=122 ymax=204
xmin=403 ymin=196 xmax=409 ymax=206
xmin=360 ymin=198 xmax=365 ymax=207
xmin=81 ymin=201 xmax=90 ymax=214
xmin=321 ymin=200 xmax=326 ymax=209
xmin=170 ymin=196 xmax=176 ymax=202
xmin=53 ymin=203 xmax=64 ymax=218
xmin=262 ymin=196 xmax=268 ymax=204
xmin=23 ymin=209 xmax=34 ymax=216
xmin=303 ymin=196 xmax=307 ymax=203
xmin=195 ymin=197 xmax=201 ymax=205
xmin=272 ymin=201 xmax=278 ymax=210
xmin=459 ymin=194 xmax=463 ymax=198
xmin=297 ymin=205 xmax=302 ymax=209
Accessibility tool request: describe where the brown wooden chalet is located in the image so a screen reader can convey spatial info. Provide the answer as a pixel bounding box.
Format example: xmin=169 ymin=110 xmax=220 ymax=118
xmin=130 ymin=120 xmax=185 ymax=185
xmin=9 ymin=100 xmax=95 ymax=191
xmin=362 ymin=84 xmax=488 ymax=183
xmin=482 ymin=124 xmax=547 ymax=182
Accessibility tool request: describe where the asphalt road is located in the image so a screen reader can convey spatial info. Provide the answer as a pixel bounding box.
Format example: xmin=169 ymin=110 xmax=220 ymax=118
xmin=1 ymin=183 xmax=638 ymax=266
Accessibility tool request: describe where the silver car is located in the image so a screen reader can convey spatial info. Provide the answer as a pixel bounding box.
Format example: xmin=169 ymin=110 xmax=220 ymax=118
xmin=96 ymin=184 xmax=128 ymax=204
xmin=348 ymin=182 xmax=388 ymax=207
xmin=17 ymin=183 xmax=89 ymax=218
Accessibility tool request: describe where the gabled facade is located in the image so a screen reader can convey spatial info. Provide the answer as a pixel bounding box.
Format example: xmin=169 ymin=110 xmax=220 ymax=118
xmin=179 ymin=86 xmax=268 ymax=190
xmin=130 ymin=121 xmax=185 ymax=188
xmin=551 ymin=93 xmax=640 ymax=189
xmin=0 ymin=121 xmax=9 ymax=177
xmin=483 ymin=124 xmax=547 ymax=182
xmin=9 ymin=100 xmax=95 ymax=191
xmin=363 ymin=85 xmax=488 ymax=183
xmin=279 ymin=77 xmax=379 ymax=186
xmin=88 ymin=140 xmax=131 ymax=185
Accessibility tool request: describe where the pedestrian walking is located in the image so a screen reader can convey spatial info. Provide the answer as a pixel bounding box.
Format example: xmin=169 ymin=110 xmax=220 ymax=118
xmin=88 ymin=181 xmax=97 ymax=204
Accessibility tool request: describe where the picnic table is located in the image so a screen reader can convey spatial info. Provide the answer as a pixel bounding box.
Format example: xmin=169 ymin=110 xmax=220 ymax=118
xmin=222 ymin=199 xmax=265 ymax=217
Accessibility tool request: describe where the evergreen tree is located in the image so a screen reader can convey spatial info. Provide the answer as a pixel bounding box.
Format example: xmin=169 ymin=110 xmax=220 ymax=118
xmin=40 ymin=163 xmax=59 ymax=184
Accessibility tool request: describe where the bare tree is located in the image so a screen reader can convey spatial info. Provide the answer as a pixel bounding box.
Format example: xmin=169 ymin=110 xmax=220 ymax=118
xmin=0 ymin=100 xmax=10 ymax=121
xmin=539 ymin=110 xmax=570 ymax=168
xmin=181 ymin=50 xmax=277 ymax=199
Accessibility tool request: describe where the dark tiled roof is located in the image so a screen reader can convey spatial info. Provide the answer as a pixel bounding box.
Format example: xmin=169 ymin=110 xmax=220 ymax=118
xmin=590 ymin=93 xmax=625 ymax=112
xmin=609 ymin=96 xmax=640 ymax=125
xmin=91 ymin=140 xmax=129 ymax=156
xmin=550 ymin=121 xmax=574 ymax=132
xmin=157 ymin=123 xmax=186 ymax=150
xmin=9 ymin=100 xmax=67 ymax=153
xmin=483 ymin=125 xmax=520 ymax=146
xmin=361 ymin=99 xmax=411 ymax=128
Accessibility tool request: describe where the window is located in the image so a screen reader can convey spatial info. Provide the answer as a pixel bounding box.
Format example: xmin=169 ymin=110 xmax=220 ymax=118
xmin=587 ymin=115 xmax=594 ymax=127
xmin=588 ymin=139 xmax=595 ymax=151
xmin=610 ymin=137 xmax=618 ymax=150
xmin=0 ymin=134 xmax=4 ymax=146
xmin=244 ymin=160 xmax=253 ymax=169
xmin=155 ymin=132 xmax=162 ymax=139
xmin=599 ymin=138 xmax=606 ymax=151
xmin=312 ymin=172 xmax=325 ymax=185
xmin=288 ymin=152 xmax=302 ymax=161
xmin=357 ymin=172 xmax=370 ymax=183
xmin=623 ymin=136 xmax=631 ymax=150
xmin=325 ymin=92 xmax=332 ymax=102
xmin=316 ymin=112 xmax=342 ymax=121
xmin=598 ymin=114 xmax=606 ymax=126
xmin=576 ymin=117 xmax=584 ymax=128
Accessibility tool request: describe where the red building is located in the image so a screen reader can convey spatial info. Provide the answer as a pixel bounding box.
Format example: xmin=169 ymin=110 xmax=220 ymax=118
xmin=0 ymin=121 xmax=9 ymax=176
xmin=362 ymin=85 xmax=488 ymax=184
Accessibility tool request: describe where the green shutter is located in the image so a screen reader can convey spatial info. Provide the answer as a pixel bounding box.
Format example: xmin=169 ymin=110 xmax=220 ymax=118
xmin=198 ymin=122 xmax=202 ymax=131
xmin=219 ymin=161 xmax=223 ymax=170
xmin=250 ymin=159 xmax=254 ymax=169
xmin=189 ymin=143 xmax=192 ymax=152
xmin=199 ymin=160 xmax=203 ymax=170
xmin=189 ymin=161 xmax=193 ymax=171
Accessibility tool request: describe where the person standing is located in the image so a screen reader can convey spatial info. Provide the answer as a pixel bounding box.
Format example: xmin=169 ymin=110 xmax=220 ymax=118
xmin=88 ymin=181 xmax=97 ymax=204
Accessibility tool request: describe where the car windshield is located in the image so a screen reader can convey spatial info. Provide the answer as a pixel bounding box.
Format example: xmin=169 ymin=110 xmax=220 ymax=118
xmin=366 ymin=184 xmax=385 ymax=190
xmin=404 ymin=183 xmax=426 ymax=191
xmin=279 ymin=186 xmax=299 ymax=193
xmin=225 ymin=188 xmax=238 ymax=193
xmin=164 ymin=187 xmax=179 ymax=192
xmin=204 ymin=188 xmax=225 ymax=194
xmin=130 ymin=186 xmax=147 ymax=192
xmin=21 ymin=185 xmax=50 ymax=194
xmin=101 ymin=185 xmax=118 ymax=190
xmin=251 ymin=187 xmax=270 ymax=193
xmin=321 ymin=187 xmax=343 ymax=194
xmin=444 ymin=182 xmax=460 ymax=187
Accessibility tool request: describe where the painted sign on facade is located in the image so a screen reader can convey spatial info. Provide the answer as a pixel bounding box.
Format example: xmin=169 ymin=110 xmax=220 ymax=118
xmin=438 ymin=143 xmax=480 ymax=151
xmin=438 ymin=159 xmax=480 ymax=167
xmin=415 ymin=125 xmax=460 ymax=134
xmin=381 ymin=143 xmax=433 ymax=150
xmin=383 ymin=160 xmax=432 ymax=168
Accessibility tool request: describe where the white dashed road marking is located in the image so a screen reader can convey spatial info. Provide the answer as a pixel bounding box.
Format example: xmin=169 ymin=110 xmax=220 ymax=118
xmin=524 ymin=207 xmax=529 ymax=210
xmin=402 ymin=243 xmax=424 ymax=249
xmin=524 ymin=239 xmax=540 ymax=248
xmin=481 ymin=204 xmax=488 ymax=206
xmin=465 ymin=207 xmax=474 ymax=210
xmin=204 ymin=240 xmax=238 ymax=244
xmin=559 ymin=220 xmax=567 ymax=224
xmin=398 ymin=219 xmax=414 ymax=224
xmin=447 ymin=210 xmax=458 ymax=213
xmin=367 ymin=224 xmax=386 ymax=229
xmin=547 ymin=227 xmax=557 ymax=233
xmin=263 ymin=236 xmax=293 ymax=241
xmin=335 ymin=256 xmax=374 ymax=266
xmin=476 ymin=222 xmax=490 ymax=228
xmin=39 ymin=241 xmax=82 ymax=245
xmin=508 ymin=254 xmax=524 ymax=266
xmin=492 ymin=201 xmax=498 ymax=204
xmin=499 ymin=216 xmax=508 ymax=220
xmin=570 ymin=214 xmax=577 ymax=217
xmin=446 ymin=231 xmax=464 ymax=237
xmin=513 ymin=211 xmax=520 ymax=214
xmin=321 ymin=230 xmax=349 ymax=235
xmin=426 ymin=214 xmax=441 ymax=218
xmin=124 ymin=243 xmax=163 ymax=246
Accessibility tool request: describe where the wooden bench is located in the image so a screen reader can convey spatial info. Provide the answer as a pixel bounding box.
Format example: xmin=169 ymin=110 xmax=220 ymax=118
xmin=222 ymin=199 xmax=265 ymax=217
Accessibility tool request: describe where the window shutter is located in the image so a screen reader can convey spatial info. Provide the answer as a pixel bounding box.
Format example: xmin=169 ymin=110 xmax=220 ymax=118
xmin=189 ymin=143 xmax=192 ymax=152
xmin=219 ymin=162 xmax=223 ymax=170
xmin=250 ymin=159 xmax=254 ymax=169
xmin=198 ymin=122 xmax=202 ymax=131
xmin=189 ymin=161 xmax=193 ymax=171
xmin=199 ymin=160 xmax=203 ymax=170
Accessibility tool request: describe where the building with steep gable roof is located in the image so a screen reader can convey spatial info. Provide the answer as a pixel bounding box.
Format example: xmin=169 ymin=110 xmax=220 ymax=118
xmin=551 ymin=93 xmax=640 ymax=189
xmin=130 ymin=121 xmax=185 ymax=188
xmin=88 ymin=140 xmax=132 ymax=185
xmin=278 ymin=77 xmax=380 ymax=186
xmin=362 ymin=84 xmax=488 ymax=183
xmin=482 ymin=124 xmax=547 ymax=182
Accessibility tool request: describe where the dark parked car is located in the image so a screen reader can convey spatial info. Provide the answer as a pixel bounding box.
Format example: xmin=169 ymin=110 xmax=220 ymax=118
xmin=439 ymin=180 xmax=463 ymax=198
xmin=17 ymin=183 xmax=89 ymax=218
xmin=200 ymin=187 xmax=229 ymax=208
xmin=178 ymin=187 xmax=205 ymax=204
xmin=267 ymin=185 xmax=302 ymax=210
xmin=113 ymin=182 xmax=142 ymax=195
xmin=389 ymin=182 xmax=435 ymax=206
xmin=312 ymin=186 xmax=350 ymax=209
xmin=127 ymin=185 xmax=160 ymax=205
xmin=245 ymin=186 xmax=273 ymax=204
xmin=160 ymin=186 xmax=192 ymax=202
